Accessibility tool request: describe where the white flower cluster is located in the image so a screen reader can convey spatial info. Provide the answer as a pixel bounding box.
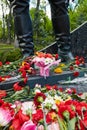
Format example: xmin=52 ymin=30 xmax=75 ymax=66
xmin=44 ymin=57 xmax=55 ymax=65
xmin=21 ymin=101 xmax=36 ymax=115
xmin=43 ymin=94 xmax=63 ymax=112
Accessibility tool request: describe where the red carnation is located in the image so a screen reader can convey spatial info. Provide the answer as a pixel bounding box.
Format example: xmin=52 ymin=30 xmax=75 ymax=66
xmin=21 ymin=70 xmax=27 ymax=78
xmin=75 ymin=56 xmax=79 ymax=60
xmin=70 ymin=66 xmax=74 ymax=71
xmin=34 ymin=92 xmax=46 ymax=107
xmin=52 ymin=85 xmax=58 ymax=90
xmin=23 ymin=63 xmax=30 ymax=70
xmin=55 ymin=54 xmax=59 ymax=60
xmin=18 ymin=110 xmax=30 ymax=124
xmin=5 ymin=61 xmax=10 ymax=65
xmin=0 ymin=61 xmax=3 ymax=66
xmin=23 ymin=77 xmax=28 ymax=84
xmin=46 ymin=84 xmax=58 ymax=90
xmin=46 ymin=84 xmax=52 ymax=90
xmin=45 ymin=53 xmax=53 ymax=58
xmin=71 ymin=88 xmax=76 ymax=94
xmin=0 ymin=99 xmax=4 ymax=106
xmin=0 ymin=90 xmax=7 ymax=98
xmin=46 ymin=111 xmax=57 ymax=123
xmin=75 ymin=60 xmax=80 ymax=66
xmin=79 ymin=57 xmax=85 ymax=64
xmin=58 ymin=103 xmax=75 ymax=119
xmin=10 ymin=118 xmax=21 ymax=130
xmin=73 ymin=71 xmax=79 ymax=77
xmin=32 ymin=109 xmax=43 ymax=125
xmin=13 ymin=82 xmax=23 ymax=91
xmin=0 ymin=76 xmax=3 ymax=82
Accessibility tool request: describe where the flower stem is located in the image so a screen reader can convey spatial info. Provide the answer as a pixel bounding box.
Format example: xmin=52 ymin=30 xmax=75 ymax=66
xmin=42 ymin=104 xmax=48 ymax=130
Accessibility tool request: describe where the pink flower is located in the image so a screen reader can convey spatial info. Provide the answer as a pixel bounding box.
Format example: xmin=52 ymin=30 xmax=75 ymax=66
xmin=37 ymin=125 xmax=44 ymax=130
xmin=47 ymin=122 xmax=60 ymax=130
xmin=0 ymin=108 xmax=12 ymax=126
xmin=21 ymin=120 xmax=36 ymax=130
xmin=12 ymin=101 xmax=22 ymax=110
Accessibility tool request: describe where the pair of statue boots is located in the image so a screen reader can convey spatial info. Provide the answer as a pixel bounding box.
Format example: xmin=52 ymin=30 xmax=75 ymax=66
xmin=11 ymin=0 xmax=74 ymax=62
xmin=14 ymin=15 xmax=74 ymax=62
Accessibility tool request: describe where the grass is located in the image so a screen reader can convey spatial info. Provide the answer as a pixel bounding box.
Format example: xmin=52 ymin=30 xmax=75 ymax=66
xmin=0 ymin=43 xmax=14 ymax=48
xmin=0 ymin=43 xmax=22 ymax=63
xmin=0 ymin=43 xmax=14 ymax=53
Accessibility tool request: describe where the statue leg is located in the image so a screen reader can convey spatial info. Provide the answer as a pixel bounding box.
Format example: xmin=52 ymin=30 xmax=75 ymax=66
xmin=11 ymin=0 xmax=34 ymax=57
xmin=49 ymin=0 xmax=74 ymax=61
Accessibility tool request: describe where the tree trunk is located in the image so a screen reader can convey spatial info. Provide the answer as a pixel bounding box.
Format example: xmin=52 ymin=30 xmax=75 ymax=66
xmin=33 ymin=0 xmax=40 ymax=44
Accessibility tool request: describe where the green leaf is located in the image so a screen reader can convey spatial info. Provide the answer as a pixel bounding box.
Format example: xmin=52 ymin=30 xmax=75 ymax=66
xmin=63 ymin=111 xmax=70 ymax=120
xmin=71 ymin=94 xmax=84 ymax=101
xmin=68 ymin=117 xmax=77 ymax=130
xmin=57 ymin=115 xmax=67 ymax=130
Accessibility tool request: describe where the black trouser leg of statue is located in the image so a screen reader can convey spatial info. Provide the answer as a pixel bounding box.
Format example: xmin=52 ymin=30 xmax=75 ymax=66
xmin=10 ymin=0 xmax=34 ymax=57
xmin=49 ymin=0 xmax=74 ymax=61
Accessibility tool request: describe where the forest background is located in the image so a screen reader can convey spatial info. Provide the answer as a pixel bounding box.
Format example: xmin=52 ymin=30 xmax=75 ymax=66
xmin=0 ymin=0 xmax=87 ymax=62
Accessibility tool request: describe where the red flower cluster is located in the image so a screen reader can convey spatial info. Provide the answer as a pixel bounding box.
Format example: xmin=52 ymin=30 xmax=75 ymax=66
xmin=0 ymin=84 xmax=87 ymax=130
xmin=75 ymin=56 xmax=85 ymax=65
xmin=10 ymin=109 xmax=30 ymax=130
xmin=69 ymin=56 xmax=85 ymax=71
xmin=0 ymin=75 xmax=11 ymax=82
xmin=36 ymin=52 xmax=59 ymax=60
xmin=69 ymin=56 xmax=85 ymax=77
xmin=46 ymin=84 xmax=58 ymax=90
xmin=18 ymin=60 xmax=36 ymax=83
xmin=57 ymin=100 xmax=87 ymax=129
xmin=36 ymin=52 xmax=53 ymax=58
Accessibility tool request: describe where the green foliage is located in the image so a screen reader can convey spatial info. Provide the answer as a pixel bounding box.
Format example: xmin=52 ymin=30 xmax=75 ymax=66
xmin=0 ymin=21 xmax=3 ymax=39
xmin=0 ymin=48 xmax=22 ymax=63
xmin=69 ymin=0 xmax=87 ymax=31
xmin=30 ymin=8 xmax=54 ymax=47
xmin=34 ymin=35 xmax=55 ymax=51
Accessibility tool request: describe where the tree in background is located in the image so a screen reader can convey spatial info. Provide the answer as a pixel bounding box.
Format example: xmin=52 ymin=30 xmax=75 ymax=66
xmin=0 ymin=0 xmax=87 ymax=48
xmin=0 ymin=0 xmax=53 ymax=49
xmin=30 ymin=0 xmax=53 ymax=50
xmin=0 ymin=0 xmax=14 ymax=44
xmin=69 ymin=0 xmax=87 ymax=31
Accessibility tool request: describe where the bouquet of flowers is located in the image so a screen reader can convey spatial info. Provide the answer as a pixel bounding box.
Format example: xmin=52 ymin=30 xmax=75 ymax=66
xmin=32 ymin=52 xmax=60 ymax=77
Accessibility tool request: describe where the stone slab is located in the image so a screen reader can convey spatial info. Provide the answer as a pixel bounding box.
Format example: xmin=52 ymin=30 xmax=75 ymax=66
xmin=0 ymin=71 xmax=85 ymax=92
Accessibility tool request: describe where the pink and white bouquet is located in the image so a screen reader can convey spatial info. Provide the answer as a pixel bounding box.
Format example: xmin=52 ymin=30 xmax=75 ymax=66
xmin=33 ymin=52 xmax=61 ymax=77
